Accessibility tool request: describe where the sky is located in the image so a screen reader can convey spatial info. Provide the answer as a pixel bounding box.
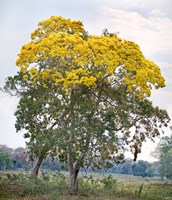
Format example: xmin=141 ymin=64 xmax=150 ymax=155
xmin=0 ymin=0 xmax=172 ymax=162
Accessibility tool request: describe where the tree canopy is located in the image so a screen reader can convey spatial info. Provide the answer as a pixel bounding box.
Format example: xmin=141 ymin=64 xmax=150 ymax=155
xmin=0 ymin=151 xmax=12 ymax=170
xmin=13 ymin=16 xmax=165 ymax=98
xmin=3 ymin=16 xmax=170 ymax=193
xmin=153 ymin=135 xmax=172 ymax=179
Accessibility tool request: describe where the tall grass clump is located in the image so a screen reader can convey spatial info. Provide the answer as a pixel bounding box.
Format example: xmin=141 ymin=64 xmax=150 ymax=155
xmin=21 ymin=173 xmax=69 ymax=198
xmin=78 ymin=175 xmax=118 ymax=197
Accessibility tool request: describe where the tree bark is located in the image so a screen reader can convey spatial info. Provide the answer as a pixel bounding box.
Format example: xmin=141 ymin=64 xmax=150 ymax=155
xmin=69 ymin=168 xmax=79 ymax=194
xmin=68 ymin=155 xmax=80 ymax=194
xmin=31 ymin=157 xmax=43 ymax=176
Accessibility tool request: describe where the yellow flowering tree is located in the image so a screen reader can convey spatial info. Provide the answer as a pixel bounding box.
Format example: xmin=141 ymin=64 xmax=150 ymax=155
xmin=3 ymin=16 xmax=170 ymax=194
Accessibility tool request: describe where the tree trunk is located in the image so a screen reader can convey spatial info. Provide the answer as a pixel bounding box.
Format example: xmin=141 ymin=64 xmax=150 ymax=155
xmin=68 ymin=155 xmax=80 ymax=194
xmin=31 ymin=157 xmax=43 ymax=176
xmin=69 ymin=168 xmax=79 ymax=194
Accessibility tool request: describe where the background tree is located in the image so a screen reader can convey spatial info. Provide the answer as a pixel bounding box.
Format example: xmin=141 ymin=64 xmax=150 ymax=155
xmin=3 ymin=16 xmax=170 ymax=193
xmin=0 ymin=145 xmax=13 ymax=154
xmin=120 ymin=159 xmax=133 ymax=175
xmin=0 ymin=145 xmax=27 ymax=170
xmin=41 ymin=156 xmax=64 ymax=172
xmin=153 ymin=135 xmax=172 ymax=179
xmin=12 ymin=147 xmax=27 ymax=169
xmin=0 ymin=151 xmax=12 ymax=170
xmin=132 ymin=160 xmax=154 ymax=177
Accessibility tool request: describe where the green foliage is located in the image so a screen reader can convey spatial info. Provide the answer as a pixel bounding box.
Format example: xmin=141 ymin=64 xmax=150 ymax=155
xmin=41 ymin=156 xmax=65 ymax=172
xmin=26 ymin=173 xmax=68 ymax=196
xmin=78 ymin=176 xmax=103 ymax=196
xmin=78 ymin=175 xmax=118 ymax=197
xmin=0 ymin=152 xmax=12 ymax=170
xmin=100 ymin=174 xmax=117 ymax=192
xmin=153 ymin=135 xmax=172 ymax=179
xmin=132 ymin=160 xmax=154 ymax=177
xmin=0 ymin=145 xmax=27 ymax=170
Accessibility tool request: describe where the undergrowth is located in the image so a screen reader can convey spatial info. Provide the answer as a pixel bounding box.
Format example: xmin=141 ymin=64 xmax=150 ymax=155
xmin=0 ymin=172 xmax=172 ymax=200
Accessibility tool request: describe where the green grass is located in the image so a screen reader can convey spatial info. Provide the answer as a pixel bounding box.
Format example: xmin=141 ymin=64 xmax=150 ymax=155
xmin=0 ymin=171 xmax=172 ymax=200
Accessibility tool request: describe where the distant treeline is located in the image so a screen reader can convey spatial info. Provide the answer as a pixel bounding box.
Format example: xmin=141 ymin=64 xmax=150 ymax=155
xmin=0 ymin=145 xmax=27 ymax=170
xmin=0 ymin=144 xmax=158 ymax=178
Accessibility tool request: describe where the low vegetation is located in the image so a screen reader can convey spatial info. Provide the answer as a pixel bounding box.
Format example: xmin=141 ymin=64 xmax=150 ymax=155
xmin=0 ymin=172 xmax=172 ymax=200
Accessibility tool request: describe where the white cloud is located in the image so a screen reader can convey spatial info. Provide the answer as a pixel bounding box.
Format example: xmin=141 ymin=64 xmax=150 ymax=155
xmin=99 ymin=7 xmax=172 ymax=56
xmin=150 ymin=9 xmax=167 ymax=17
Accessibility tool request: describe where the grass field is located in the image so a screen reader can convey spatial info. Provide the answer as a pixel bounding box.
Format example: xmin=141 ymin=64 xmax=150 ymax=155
xmin=0 ymin=171 xmax=172 ymax=200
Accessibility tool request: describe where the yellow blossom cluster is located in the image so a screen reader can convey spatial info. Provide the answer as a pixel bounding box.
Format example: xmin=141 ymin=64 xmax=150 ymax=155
xmin=31 ymin=16 xmax=85 ymax=41
xmin=16 ymin=16 xmax=165 ymax=97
